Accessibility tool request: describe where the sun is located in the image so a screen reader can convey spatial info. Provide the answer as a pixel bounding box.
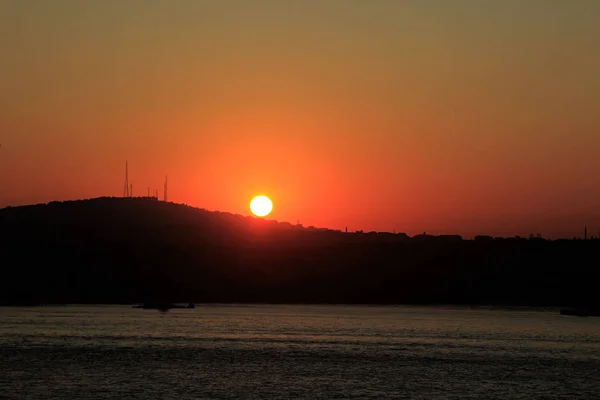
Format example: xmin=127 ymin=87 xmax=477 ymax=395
xmin=250 ymin=195 xmax=273 ymax=217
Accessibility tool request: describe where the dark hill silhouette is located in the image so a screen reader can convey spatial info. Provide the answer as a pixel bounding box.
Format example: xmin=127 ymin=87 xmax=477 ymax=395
xmin=0 ymin=197 xmax=598 ymax=307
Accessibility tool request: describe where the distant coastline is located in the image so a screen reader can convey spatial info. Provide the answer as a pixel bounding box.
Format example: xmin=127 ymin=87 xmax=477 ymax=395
xmin=1 ymin=197 xmax=598 ymax=307
xmin=0 ymin=303 xmax=565 ymax=312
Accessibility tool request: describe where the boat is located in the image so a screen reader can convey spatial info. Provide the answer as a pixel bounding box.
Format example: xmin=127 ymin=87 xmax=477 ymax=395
xmin=560 ymin=308 xmax=600 ymax=317
xmin=132 ymin=302 xmax=195 ymax=311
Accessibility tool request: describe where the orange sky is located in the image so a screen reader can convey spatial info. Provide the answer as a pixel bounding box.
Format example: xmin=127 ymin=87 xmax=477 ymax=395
xmin=1 ymin=1 xmax=599 ymax=238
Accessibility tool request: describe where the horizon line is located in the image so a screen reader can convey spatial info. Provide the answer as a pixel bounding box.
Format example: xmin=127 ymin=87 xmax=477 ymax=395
xmin=0 ymin=195 xmax=596 ymax=241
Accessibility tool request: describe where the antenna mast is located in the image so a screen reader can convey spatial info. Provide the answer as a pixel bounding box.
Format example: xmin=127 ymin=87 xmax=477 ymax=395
xmin=164 ymin=175 xmax=168 ymax=202
xmin=123 ymin=161 xmax=129 ymax=197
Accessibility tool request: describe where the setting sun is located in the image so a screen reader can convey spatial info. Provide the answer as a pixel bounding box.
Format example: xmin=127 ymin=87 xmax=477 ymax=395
xmin=250 ymin=195 xmax=273 ymax=217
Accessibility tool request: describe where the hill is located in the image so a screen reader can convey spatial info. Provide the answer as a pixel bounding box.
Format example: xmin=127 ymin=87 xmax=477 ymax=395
xmin=0 ymin=197 xmax=598 ymax=306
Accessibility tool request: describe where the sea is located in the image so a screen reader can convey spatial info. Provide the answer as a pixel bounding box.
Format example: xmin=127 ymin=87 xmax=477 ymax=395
xmin=1 ymin=305 xmax=599 ymax=399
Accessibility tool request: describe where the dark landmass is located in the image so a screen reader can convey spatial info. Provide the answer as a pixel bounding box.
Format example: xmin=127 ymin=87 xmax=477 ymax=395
xmin=1 ymin=197 xmax=598 ymax=307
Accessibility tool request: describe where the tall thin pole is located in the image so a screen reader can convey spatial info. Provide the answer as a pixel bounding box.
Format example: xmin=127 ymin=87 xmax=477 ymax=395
xmin=124 ymin=161 xmax=129 ymax=197
xmin=164 ymin=175 xmax=168 ymax=202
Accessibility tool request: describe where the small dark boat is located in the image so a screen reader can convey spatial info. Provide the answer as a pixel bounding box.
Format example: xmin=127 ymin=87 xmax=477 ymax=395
xmin=560 ymin=308 xmax=600 ymax=317
xmin=132 ymin=302 xmax=195 ymax=311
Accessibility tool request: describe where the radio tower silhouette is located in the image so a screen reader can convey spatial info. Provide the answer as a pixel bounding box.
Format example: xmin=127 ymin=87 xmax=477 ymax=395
xmin=123 ymin=161 xmax=129 ymax=197
xmin=164 ymin=175 xmax=168 ymax=202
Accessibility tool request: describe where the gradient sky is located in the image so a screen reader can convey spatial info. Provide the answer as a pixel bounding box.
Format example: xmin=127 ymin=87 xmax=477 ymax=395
xmin=1 ymin=0 xmax=599 ymax=238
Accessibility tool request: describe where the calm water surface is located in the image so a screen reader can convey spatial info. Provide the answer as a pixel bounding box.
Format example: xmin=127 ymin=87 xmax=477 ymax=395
xmin=1 ymin=305 xmax=599 ymax=399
